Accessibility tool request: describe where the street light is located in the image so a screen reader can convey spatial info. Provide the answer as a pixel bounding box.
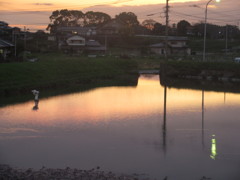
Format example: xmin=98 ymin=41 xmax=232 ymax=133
xmin=203 ymin=0 xmax=220 ymax=61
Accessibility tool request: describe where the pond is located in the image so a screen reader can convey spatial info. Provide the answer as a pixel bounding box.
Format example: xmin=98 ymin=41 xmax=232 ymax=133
xmin=0 ymin=74 xmax=240 ymax=180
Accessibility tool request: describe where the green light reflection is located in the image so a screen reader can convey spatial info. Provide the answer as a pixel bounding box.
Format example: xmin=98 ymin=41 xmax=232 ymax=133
xmin=210 ymin=135 xmax=217 ymax=160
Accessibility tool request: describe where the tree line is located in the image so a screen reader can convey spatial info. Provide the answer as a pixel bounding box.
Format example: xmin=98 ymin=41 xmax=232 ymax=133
xmin=47 ymin=10 xmax=139 ymax=34
xmin=47 ymin=9 xmax=240 ymax=39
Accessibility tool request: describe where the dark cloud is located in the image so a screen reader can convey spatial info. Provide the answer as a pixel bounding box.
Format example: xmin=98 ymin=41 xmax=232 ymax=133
xmin=32 ymin=3 xmax=53 ymax=6
xmin=0 ymin=1 xmax=11 ymax=5
xmin=0 ymin=10 xmax=51 ymax=15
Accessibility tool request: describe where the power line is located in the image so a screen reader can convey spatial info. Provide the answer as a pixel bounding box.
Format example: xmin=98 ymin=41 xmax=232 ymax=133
xmin=171 ymin=10 xmax=240 ymax=24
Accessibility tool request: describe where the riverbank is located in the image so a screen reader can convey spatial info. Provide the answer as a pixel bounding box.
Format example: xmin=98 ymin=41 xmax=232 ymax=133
xmin=0 ymin=164 xmax=214 ymax=180
xmin=0 ymin=164 xmax=151 ymax=180
xmin=0 ymin=53 xmax=143 ymax=97
xmin=160 ymin=60 xmax=240 ymax=93
xmin=160 ymin=60 xmax=240 ymax=80
xmin=0 ymin=53 xmax=163 ymax=106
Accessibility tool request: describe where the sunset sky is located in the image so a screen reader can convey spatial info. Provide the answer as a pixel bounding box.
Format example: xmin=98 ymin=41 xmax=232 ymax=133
xmin=0 ymin=0 xmax=239 ymax=31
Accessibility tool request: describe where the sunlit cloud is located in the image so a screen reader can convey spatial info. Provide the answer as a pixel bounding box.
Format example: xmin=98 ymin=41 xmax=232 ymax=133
xmin=208 ymin=5 xmax=218 ymax=9
xmin=9 ymin=24 xmax=48 ymax=31
xmin=112 ymin=0 xmax=134 ymax=5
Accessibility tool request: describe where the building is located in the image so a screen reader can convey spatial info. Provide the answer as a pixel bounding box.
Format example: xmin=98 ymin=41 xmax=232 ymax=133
xmin=56 ymin=26 xmax=97 ymax=37
xmin=55 ymin=26 xmax=97 ymax=51
xmin=149 ymin=36 xmax=191 ymax=56
xmin=85 ymin=40 xmax=106 ymax=56
xmin=0 ymin=39 xmax=14 ymax=61
xmin=97 ymin=19 xmax=126 ymax=36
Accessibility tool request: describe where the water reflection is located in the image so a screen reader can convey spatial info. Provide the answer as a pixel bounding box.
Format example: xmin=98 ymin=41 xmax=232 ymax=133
xmin=31 ymin=90 xmax=40 ymax=111
xmin=0 ymin=75 xmax=240 ymax=180
xmin=202 ymin=90 xmax=205 ymax=149
xmin=32 ymin=100 xmax=39 ymax=111
xmin=210 ymin=135 xmax=217 ymax=160
xmin=162 ymin=86 xmax=167 ymax=155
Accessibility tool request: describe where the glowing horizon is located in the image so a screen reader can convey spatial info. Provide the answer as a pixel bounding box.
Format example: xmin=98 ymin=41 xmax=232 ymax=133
xmin=1 ymin=0 xmax=202 ymax=12
xmin=1 ymin=0 xmax=236 ymax=31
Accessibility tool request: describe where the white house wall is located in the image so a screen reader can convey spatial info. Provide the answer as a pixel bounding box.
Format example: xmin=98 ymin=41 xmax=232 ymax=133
xmin=66 ymin=36 xmax=85 ymax=46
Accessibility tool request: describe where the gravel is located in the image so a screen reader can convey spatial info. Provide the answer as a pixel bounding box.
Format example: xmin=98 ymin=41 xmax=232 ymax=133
xmin=0 ymin=164 xmax=152 ymax=180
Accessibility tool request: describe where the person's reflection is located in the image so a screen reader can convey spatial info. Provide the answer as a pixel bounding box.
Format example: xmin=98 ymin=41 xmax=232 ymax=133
xmin=32 ymin=90 xmax=40 ymax=111
xmin=32 ymin=99 xmax=39 ymax=111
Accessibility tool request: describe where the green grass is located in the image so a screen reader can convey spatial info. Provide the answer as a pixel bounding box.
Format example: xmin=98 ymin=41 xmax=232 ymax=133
xmin=0 ymin=53 xmax=141 ymax=97
xmin=189 ymin=38 xmax=240 ymax=53
xmin=165 ymin=60 xmax=240 ymax=72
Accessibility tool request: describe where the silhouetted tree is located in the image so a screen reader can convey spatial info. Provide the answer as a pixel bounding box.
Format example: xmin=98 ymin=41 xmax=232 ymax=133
xmin=84 ymin=11 xmax=111 ymax=27
xmin=152 ymin=23 xmax=165 ymax=35
xmin=142 ymin=19 xmax=157 ymax=30
xmin=47 ymin=9 xmax=111 ymax=33
xmin=177 ymin=20 xmax=191 ymax=35
xmin=115 ymin=12 xmax=139 ymax=37
xmin=193 ymin=23 xmax=223 ymax=39
xmin=47 ymin=9 xmax=84 ymax=33
xmin=115 ymin=12 xmax=139 ymax=27
xmin=224 ymin=25 xmax=240 ymax=39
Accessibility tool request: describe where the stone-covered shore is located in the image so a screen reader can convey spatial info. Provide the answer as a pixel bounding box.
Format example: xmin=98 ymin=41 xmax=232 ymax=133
xmin=0 ymin=164 xmax=152 ymax=180
xmin=0 ymin=164 xmax=213 ymax=180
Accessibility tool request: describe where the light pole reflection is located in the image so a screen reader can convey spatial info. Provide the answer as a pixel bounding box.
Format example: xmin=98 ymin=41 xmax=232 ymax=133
xmin=163 ymin=86 xmax=167 ymax=154
xmin=202 ymin=90 xmax=205 ymax=149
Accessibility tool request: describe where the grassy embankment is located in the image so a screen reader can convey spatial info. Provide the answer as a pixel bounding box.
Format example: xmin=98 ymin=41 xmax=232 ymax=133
xmin=160 ymin=60 xmax=240 ymax=93
xmin=0 ymin=53 xmax=161 ymax=105
xmin=162 ymin=60 xmax=240 ymax=76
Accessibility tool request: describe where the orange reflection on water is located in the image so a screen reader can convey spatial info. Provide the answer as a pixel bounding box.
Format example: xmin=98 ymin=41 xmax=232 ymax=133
xmin=1 ymin=75 xmax=240 ymax=126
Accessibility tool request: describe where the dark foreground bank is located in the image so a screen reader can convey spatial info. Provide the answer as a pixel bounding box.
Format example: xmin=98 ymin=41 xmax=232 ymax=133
xmin=0 ymin=164 xmax=213 ymax=180
xmin=0 ymin=165 xmax=151 ymax=180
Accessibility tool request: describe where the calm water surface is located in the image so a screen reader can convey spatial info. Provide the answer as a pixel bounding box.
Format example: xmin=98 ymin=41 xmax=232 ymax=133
xmin=1 ymin=75 xmax=240 ymax=180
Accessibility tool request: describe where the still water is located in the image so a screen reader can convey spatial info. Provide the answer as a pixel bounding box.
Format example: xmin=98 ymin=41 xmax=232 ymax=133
xmin=1 ymin=75 xmax=240 ymax=180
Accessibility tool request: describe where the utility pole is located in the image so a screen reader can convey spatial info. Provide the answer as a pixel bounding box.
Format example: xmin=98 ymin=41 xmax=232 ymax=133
xmin=105 ymin=35 xmax=107 ymax=55
xmin=12 ymin=29 xmax=17 ymax=57
xmin=14 ymin=33 xmax=17 ymax=57
xmin=225 ymin=25 xmax=228 ymax=55
xmin=24 ymin=26 xmax=26 ymax=52
xmin=165 ymin=0 xmax=169 ymax=60
xmin=24 ymin=26 xmax=26 ymax=60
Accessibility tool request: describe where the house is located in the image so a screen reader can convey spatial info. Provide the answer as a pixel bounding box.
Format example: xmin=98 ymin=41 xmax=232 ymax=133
xmin=66 ymin=35 xmax=85 ymax=46
xmin=149 ymin=36 xmax=191 ymax=56
xmin=60 ymin=35 xmax=105 ymax=55
xmin=0 ymin=39 xmax=14 ymax=61
xmin=55 ymin=26 xmax=96 ymax=50
xmin=60 ymin=35 xmax=86 ymax=53
xmin=56 ymin=26 xmax=96 ymax=38
xmin=97 ymin=19 xmax=126 ymax=36
xmin=0 ymin=21 xmax=13 ymax=41
xmin=150 ymin=43 xmax=166 ymax=55
xmin=85 ymin=40 xmax=106 ymax=56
